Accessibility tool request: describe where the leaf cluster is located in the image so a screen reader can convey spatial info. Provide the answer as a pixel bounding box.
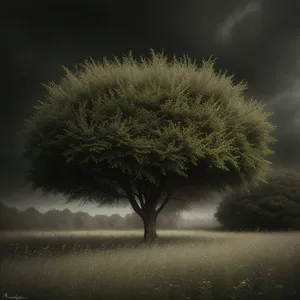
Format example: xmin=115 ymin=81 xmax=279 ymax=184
xmin=20 ymin=50 xmax=276 ymax=205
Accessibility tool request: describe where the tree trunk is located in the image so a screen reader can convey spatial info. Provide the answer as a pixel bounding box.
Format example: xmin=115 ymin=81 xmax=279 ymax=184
xmin=142 ymin=212 xmax=158 ymax=244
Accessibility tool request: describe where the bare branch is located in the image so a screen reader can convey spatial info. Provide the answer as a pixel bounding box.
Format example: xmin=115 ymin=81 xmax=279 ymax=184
xmin=133 ymin=181 xmax=145 ymax=210
xmin=151 ymin=176 xmax=167 ymax=207
xmin=133 ymin=191 xmax=139 ymax=198
xmin=119 ymin=179 xmax=143 ymax=216
xmin=143 ymin=180 xmax=150 ymax=202
xmin=156 ymin=192 xmax=171 ymax=215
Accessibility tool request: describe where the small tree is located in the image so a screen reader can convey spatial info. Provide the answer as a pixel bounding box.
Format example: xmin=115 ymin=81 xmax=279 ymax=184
xmin=215 ymin=169 xmax=300 ymax=231
xmin=20 ymin=50 xmax=276 ymax=243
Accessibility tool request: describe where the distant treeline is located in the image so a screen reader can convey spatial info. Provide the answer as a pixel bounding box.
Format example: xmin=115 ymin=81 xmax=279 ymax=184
xmin=0 ymin=202 xmax=219 ymax=230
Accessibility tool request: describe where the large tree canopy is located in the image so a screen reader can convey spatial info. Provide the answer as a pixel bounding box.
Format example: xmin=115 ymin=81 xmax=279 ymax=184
xmin=215 ymin=169 xmax=300 ymax=231
xmin=20 ymin=50 xmax=276 ymax=242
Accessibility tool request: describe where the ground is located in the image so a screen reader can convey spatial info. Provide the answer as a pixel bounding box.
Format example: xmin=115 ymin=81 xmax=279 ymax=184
xmin=0 ymin=229 xmax=299 ymax=300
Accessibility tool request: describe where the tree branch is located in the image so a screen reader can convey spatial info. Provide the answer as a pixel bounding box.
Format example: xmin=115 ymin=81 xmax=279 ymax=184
xmin=132 ymin=191 xmax=143 ymax=209
xmin=144 ymin=179 xmax=150 ymax=202
xmin=118 ymin=178 xmax=143 ymax=216
xmin=136 ymin=180 xmax=146 ymax=209
xmin=156 ymin=192 xmax=171 ymax=215
xmin=132 ymin=181 xmax=145 ymax=210
xmin=151 ymin=175 xmax=167 ymax=207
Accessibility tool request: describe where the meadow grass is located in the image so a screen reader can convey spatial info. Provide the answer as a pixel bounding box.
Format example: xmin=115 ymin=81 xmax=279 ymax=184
xmin=0 ymin=229 xmax=299 ymax=300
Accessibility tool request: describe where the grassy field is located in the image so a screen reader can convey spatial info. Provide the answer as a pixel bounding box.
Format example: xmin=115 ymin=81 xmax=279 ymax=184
xmin=0 ymin=229 xmax=299 ymax=300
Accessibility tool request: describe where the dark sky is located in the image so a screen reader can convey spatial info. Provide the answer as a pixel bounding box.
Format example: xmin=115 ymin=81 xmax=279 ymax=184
xmin=2 ymin=0 xmax=300 ymax=216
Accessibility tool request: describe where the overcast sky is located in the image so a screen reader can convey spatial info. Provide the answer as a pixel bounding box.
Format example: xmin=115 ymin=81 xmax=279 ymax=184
xmin=2 ymin=0 xmax=300 ymax=218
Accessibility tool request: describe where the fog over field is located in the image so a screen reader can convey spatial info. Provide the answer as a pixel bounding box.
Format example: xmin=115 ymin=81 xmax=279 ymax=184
xmin=4 ymin=189 xmax=220 ymax=220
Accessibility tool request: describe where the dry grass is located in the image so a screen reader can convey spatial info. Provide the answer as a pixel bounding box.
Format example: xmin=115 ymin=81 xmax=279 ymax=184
xmin=1 ymin=230 xmax=299 ymax=300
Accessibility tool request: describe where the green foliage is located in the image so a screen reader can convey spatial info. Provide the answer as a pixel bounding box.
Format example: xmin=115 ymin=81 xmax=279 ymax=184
xmin=20 ymin=49 xmax=276 ymax=207
xmin=215 ymin=169 xmax=300 ymax=230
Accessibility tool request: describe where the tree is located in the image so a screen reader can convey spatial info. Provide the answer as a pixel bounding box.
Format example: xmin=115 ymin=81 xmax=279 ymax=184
xmin=20 ymin=50 xmax=276 ymax=243
xmin=106 ymin=213 xmax=124 ymax=229
xmin=214 ymin=169 xmax=300 ymax=231
xmin=125 ymin=212 xmax=143 ymax=229
xmin=22 ymin=207 xmax=44 ymax=229
xmin=73 ymin=211 xmax=94 ymax=229
xmin=0 ymin=202 xmax=22 ymax=230
xmin=93 ymin=214 xmax=111 ymax=229
xmin=44 ymin=209 xmax=63 ymax=230
xmin=60 ymin=209 xmax=75 ymax=229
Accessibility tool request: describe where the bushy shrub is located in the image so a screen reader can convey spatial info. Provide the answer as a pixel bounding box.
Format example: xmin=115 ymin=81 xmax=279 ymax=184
xmin=215 ymin=169 xmax=300 ymax=231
